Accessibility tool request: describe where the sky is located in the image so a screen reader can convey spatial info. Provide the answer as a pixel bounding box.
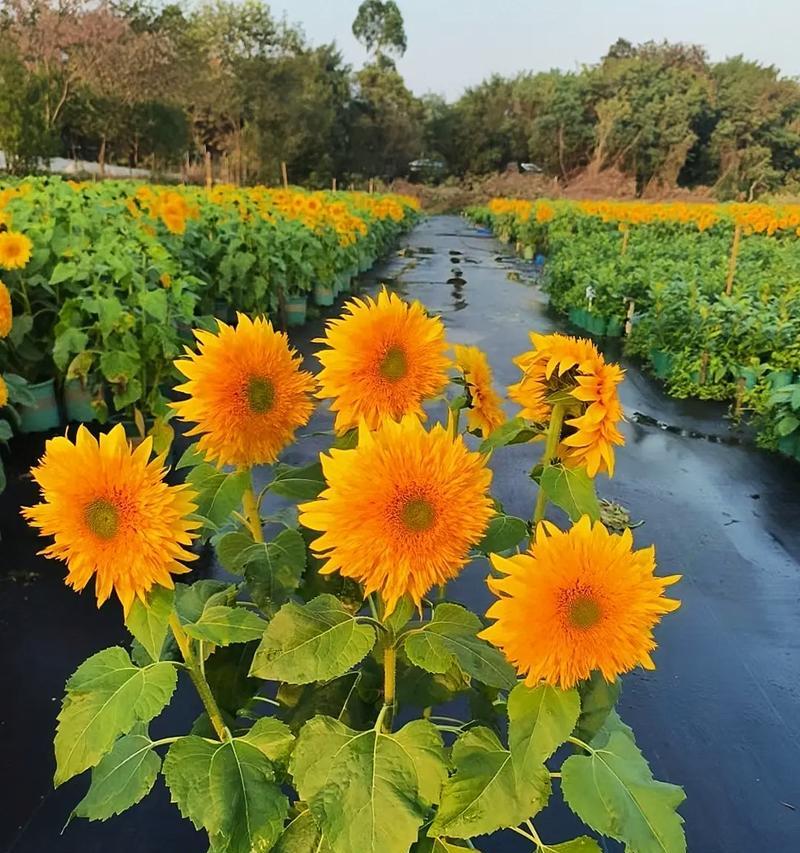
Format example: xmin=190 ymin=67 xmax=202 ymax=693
xmin=276 ymin=0 xmax=800 ymax=100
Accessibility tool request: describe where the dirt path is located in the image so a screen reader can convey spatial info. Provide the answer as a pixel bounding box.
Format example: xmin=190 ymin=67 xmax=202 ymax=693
xmin=2 ymin=215 xmax=799 ymax=853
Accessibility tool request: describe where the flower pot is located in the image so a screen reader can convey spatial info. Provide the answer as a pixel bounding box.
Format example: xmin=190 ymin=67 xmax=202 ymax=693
xmin=338 ymin=273 xmax=351 ymax=294
xmin=588 ymin=313 xmax=606 ymax=336
xmin=63 ymin=379 xmax=98 ymax=423
xmin=568 ymin=307 xmax=583 ymax=328
xmin=649 ymin=350 xmax=674 ymax=380
xmin=313 ymin=282 xmax=335 ymax=307
xmin=285 ymin=294 xmax=307 ymax=327
xmin=18 ymin=378 xmax=61 ymax=433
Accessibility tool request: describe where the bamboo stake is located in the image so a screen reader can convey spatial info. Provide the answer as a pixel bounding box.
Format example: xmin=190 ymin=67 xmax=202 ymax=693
xmin=332 ymin=177 xmax=337 ymax=191
xmin=281 ymin=161 xmax=289 ymax=188
xmin=368 ymin=177 xmax=374 ymax=194
xmin=624 ymin=299 xmax=635 ymax=337
xmin=204 ymin=148 xmax=212 ymax=189
xmin=725 ymin=223 xmax=742 ymax=296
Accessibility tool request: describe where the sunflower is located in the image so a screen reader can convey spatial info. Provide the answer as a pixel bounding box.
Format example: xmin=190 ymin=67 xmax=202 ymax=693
xmin=481 ymin=516 xmax=680 ymax=689
xmin=0 ymin=281 xmax=11 ymax=337
xmin=453 ymin=344 xmax=506 ymax=437
xmin=509 ymin=332 xmax=625 ymax=476
xmin=0 ymin=231 xmax=33 ymax=270
xmin=299 ymin=415 xmax=494 ymax=614
xmin=22 ymin=425 xmax=199 ymax=614
xmin=0 ymin=375 xmax=7 ymax=408
xmin=173 ymin=313 xmax=315 ymax=468
xmin=314 ymin=288 xmax=450 ymax=433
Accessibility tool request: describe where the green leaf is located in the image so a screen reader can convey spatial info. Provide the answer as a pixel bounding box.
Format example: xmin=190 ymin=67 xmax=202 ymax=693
xmin=546 ymin=838 xmax=602 ymax=852
xmin=476 ymin=514 xmax=528 ymax=553
xmin=561 ymin=731 xmax=686 ymax=853
xmin=418 ymin=839 xmax=479 ymax=853
xmin=0 ymin=421 xmax=12 ymax=441
xmin=3 ymin=373 xmax=36 ymax=406
xmin=242 ymin=529 xmax=307 ymax=615
xmin=174 ymin=580 xmax=234 ymax=624
xmin=188 ymin=465 xmax=249 ymax=529
xmin=394 ymin=719 xmax=448 ymax=806
xmin=240 ymin=716 xmax=296 ymax=766
xmin=478 ymin=417 xmax=540 ymax=453
xmin=290 ymin=716 xmax=438 ymax=853
xmin=124 ymin=586 xmax=174 ymax=663
xmin=539 ymin=464 xmax=601 ymax=522
xmin=274 ymin=809 xmax=332 ymax=853
xmin=176 ymin=443 xmax=206 ymax=469
xmin=214 ymin=530 xmax=255 ymax=573
xmin=268 ymin=461 xmax=326 ymax=500
xmin=431 ymin=727 xmax=550 ymax=838
xmin=404 ymin=603 xmax=515 ymax=689
xmin=574 ymin=672 xmax=620 ymax=743
xmin=50 ymin=260 xmax=77 ymax=284
xmin=53 ymin=328 xmax=88 ymax=371
xmin=184 ymin=605 xmax=267 ymax=646
xmin=55 ymin=648 xmax=177 ymax=785
xmin=508 ymin=682 xmax=580 ymax=775
xmin=384 ymin=595 xmax=416 ymax=634
xmin=163 ymin=733 xmax=289 ymax=853
xmin=73 ymin=734 xmax=160 ymax=820
xmin=204 ymin=641 xmax=260 ymax=716
xmin=99 ymin=350 xmax=140 ymax=383
xmin=250 ymin=594 xmax=375 ymax=684
xmin=138 ymin=289 xmax=168 ymax=322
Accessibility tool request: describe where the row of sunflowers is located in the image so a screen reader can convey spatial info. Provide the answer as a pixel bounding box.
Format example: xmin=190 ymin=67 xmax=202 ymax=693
xmin=23 ymin=286 xmax=686 ymax=852
xmin=470 ymin=198 xmax=800 ymax=462
xmin=0 ymin=178 xmax=419 ymax=489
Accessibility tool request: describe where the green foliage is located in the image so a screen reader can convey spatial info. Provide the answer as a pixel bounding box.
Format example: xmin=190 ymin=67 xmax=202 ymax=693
xmin=539 ymin=465 xmax=601 ymax=523
xmin=125 ymin=586 xmax=174 ymax=662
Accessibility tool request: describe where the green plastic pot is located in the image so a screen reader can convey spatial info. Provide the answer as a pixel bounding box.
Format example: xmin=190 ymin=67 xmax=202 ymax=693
xmin=338 ymin=273 xmax=352 ymax=294
xmin=590 ymin=313 xmax=607 ymax=336
xmin=606 ymin=318 xmax=624 ymax=337
xmin=64 ymin=379 xmax=98 ymax=423
xmin=18 ymin=378 xmax=61 ymax=433
xmin=285 ymin=294 xmax=307 ymax=327
xmin=649 ymin=349 xmax=674 ymax=380
xmin=314 ymin=282 xmax=335 ymax=307
xmin=568 ymin=307 xmax=583 ymax=327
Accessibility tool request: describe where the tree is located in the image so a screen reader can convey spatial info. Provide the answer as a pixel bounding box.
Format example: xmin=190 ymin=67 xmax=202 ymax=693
xmin=352 ymin=0 xmax=407 ymax=63
xmin=0 ymin=41 xmax=51 ymax=172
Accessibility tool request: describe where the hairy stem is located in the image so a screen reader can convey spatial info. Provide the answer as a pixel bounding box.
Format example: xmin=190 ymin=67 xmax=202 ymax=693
xmin=532 ymin=401 xmax=566 ymax=527
xmin=169 ymin=612 xmax=228 ymax=741
xmin=382 ymin=642 xmax=397 ymax=733
xmin=241 ymin=467 xmax=264 ymax=543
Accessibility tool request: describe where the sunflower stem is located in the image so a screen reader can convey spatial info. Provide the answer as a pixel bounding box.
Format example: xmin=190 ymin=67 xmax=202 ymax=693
xmin=168 ymin=612 xmax=228 ymax=741
xmin=532 ymin=401 xmax=566 ymax=528
xmin=241 ymin=468 xmax=264 ymax=543
xmin=381 ymin=641 xmax=397 ymax=733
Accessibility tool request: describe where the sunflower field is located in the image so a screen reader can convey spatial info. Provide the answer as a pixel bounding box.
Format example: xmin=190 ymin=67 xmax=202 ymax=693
xmin=21 ymin=283 xmax=686 ymax=853
xmin=469 ymin=198 xmax=800 ymax=460
xmin=0 ymin=178 xmax=419 ymax=489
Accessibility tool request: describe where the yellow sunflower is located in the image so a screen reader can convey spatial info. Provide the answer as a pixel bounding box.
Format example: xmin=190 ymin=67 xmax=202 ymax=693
xmin=314 ymin=288 xmax=450 ymax=433
xmin=173 ymin=313 xmax=315 ymax=468
xmin=299 ymin=415 xmax=494 ymax=614
xmin=0 ymin=375 xmax=7 ymax=408
xmin=481 ymin=516 xmax=680 ymax=689
xmin=0 ymin=231 xmax=33 ymax=270
xmin=22 ymin=425 xmax=199 ymax=614
xmin=509 ymin=332 xmax=625 ymax=476
xmin=453 ymin=344 xmax=506 ymax=437
xmin=0 ymin=281 xmax=11 ymax=337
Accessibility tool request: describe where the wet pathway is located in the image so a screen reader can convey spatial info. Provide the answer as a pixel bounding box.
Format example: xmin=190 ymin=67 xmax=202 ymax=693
xmin=2 ymin=215 xmax=799 ymax=852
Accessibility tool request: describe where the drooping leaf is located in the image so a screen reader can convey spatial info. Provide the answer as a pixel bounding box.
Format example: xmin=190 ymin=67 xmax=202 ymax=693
xmin=124 ymin=586 xmax=174 ymax=663
xmin=404 ymin=603 xmax=515 ymax=689
xmin=291 ymin=716 xmax=441 ymax=853
xmin=163 ymin=733 xmax=289 ymax=853
xmin=242 ymin=529 xmax=307 ymax=615
xmin=250 ymin=594 xmax=375 ymax=684
xmin=274 ymin=808 xmax=332 ymax=853
xmin=55 ymin=648 xmax=177 ymax=785
xmin=476 ymin=514 xmax=528 ymax=554
xmin=508 ymin=682 xmax=580 ymax=773
xmin=561 ymin=731 xmax=686 ymax=853
xmin=384 ymin=595 xmax=416 ymax=634
xmin=574 ymin=671 xmax=620 ymax=743
xmin=174 ymin=580 xmax=235 ymax=624
xmin=478 ymin=417 xmax=540 ymax=453
xmin=268 ymin=461 xmax=326 ymax=500
xmin=183 ymin=604 xmax=267 ymax=646
xmin=73 ymin=733 xmax=160 ymax=820
xmin=539 ymin=464 xmax=601 ymax=523
xmin=431 ymin=726 xmax=550 ymax=838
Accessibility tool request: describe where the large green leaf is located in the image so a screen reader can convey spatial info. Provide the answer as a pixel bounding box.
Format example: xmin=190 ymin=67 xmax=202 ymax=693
xmin=242 ymin=529 xmax=307 ymax=615
xmin=73 ymin=733 xmax=160 ymax=820
xmin=574 ymin=671 xmax=620 ymax=743
xmin=55 ymin=647 xmax=177 ymax=785
xmin=274 ymin=809 xmax=332 ymax=853
xmin=174 ymin=580 xmax=234 ymax=624
xmin=163 ymin=731 xmax=289 ymax=853
xmin=250 ymin=594 xmax=375 ymax=684
xmin=124 ymin=586 xmax=174 ymax=663
xmin=214 ymin=530 xmax=255 ymax=573
xmin=187 ymin=465 xmax=249 ymax=529
xmin=561 ymin=731 xmax=686 ymax=853
xmin=476 ymin=514 xmax=528 ymax=554
xmin=291 ymin=716 xmax=443 ymax=853
xmin=268 ymin=461 xmax=326 ymax=500
xmin=431 ymin=726 xmax=550 ymax=838
xmin=508 ymin=682 xmax=580 ymax=773
xmin=404 ymin=603 xmax=515 ymax=689
xmin=393 ymin=719 xmax=448 ymax=806
xmin=539 ymin=464 xmax=601 ymax=523
xmin=183 ymin=604 xmax=267 ymax=646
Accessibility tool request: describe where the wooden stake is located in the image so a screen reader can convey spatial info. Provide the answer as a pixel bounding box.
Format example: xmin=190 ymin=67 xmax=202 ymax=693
xmin=281 ymin=161 xmax=289 ymax=188
xmin=725 ymin=223 xmax=742 ymax=296
xmin=624 ymin=298 xmax=635 ymax=336
xmin=368 ymin=178 xmax=374 ymax=194
xmin=332 ymin=177 xmax=337 ymax=191
xmin=204 ymin=149 xmax=212 ymax=189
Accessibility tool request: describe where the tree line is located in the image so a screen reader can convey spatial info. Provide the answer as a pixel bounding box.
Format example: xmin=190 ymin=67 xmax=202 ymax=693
xmin=1 ymin=1 xmax=799 ymax=197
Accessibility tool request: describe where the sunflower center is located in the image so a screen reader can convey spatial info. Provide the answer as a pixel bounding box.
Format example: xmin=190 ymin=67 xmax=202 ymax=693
xmin=247 ymin=376 xmax=275 ymax=413
xmin=379 ymin=345 xmax=408 ymax=382
xmin=567 ymin=594 xmax=601 ymax=629
xmin=84 ymin=498 xmax=119 ymax=540
xmin=400 ymin=498 xmax=436 ymax=532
